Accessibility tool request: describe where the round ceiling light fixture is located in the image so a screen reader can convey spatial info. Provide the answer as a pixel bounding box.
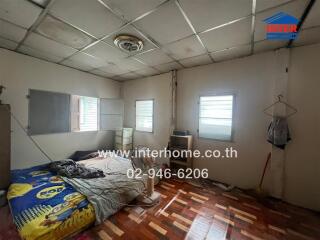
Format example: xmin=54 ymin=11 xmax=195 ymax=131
xmin=114 ymin=35 xmax=144 ymax=53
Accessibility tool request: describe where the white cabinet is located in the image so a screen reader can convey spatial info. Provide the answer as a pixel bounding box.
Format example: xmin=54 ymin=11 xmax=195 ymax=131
xmin=115 ymin=128 xmax=133 ymax=151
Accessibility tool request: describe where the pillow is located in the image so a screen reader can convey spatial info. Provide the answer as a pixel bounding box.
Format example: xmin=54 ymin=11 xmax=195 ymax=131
xmin=69 ymin=150 xmax=98 ymax=161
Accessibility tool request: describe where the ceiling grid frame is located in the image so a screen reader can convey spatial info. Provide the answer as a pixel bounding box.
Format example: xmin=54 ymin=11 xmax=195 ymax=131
xmin=250 ymin=0 xmax=257 ymax=54
xmin=95 ymin=0 xmax=185 ymax=69
xmin=97 ymin=0 xmax=181 ymax=73
xmin=53 ymin=0 xmax=184 ymax=78
xmin=57 ymin=0 xmax=175 ymax=66
xmin=198 ymin=0 xmax=299 ymax=36
xmin=174 ymin=0 xmax=215 ymax=63
xmin=0 ymin=0 xmax=317 ymax=81
xmin=3 ymin=0 xmax=180 ymax=79
xmin=15 ymin=0 xmax=57 ymax=50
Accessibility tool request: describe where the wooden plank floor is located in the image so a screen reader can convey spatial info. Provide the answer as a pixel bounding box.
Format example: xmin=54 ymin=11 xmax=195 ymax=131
xmin=73 ymin=179 xmax=320 ymax=240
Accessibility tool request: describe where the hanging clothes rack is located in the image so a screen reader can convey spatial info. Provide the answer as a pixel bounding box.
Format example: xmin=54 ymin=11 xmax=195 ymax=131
xmin=263 ymin=94 xmax=297 ymax=118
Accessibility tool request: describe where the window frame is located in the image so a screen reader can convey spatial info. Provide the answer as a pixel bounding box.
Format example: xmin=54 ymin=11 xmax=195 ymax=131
xmin=71 ymin=95 xmax=100 ymax=133
xmin=197 ymin=93 xmax=236 ymax=142
xmin=135 ymin=99 xmax=154 ymax=133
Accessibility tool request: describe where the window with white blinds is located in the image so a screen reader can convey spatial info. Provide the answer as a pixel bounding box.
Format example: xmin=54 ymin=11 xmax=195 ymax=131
xmin=79 ymin=96 xmax=98 ymax=131
xmin=71 ymin=95 xmax=99 ymax=132
xmin=199 ymin=95 xmax=234 ymax=141
xmin=136 ymin=100 xmax=154 ymax=132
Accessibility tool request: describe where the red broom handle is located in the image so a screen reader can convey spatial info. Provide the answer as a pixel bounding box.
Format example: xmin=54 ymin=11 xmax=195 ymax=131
xmin=259 ymin=152 xmax=272 ymax=188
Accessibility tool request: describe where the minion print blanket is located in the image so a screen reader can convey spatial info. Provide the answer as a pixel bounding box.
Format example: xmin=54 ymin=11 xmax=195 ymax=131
xmin=7 ymin=164 xmax=95 ymax=240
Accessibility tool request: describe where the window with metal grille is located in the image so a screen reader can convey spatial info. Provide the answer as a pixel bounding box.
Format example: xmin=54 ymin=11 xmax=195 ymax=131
xmin=199 ymin=95 xmax=234 ymax=141
xmin=71 ymin=95 xmax=99 ymax=132
xmin=135 ymin=100 xmax=154 ymax=132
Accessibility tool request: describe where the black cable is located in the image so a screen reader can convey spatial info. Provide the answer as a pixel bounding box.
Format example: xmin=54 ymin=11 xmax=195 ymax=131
xmin=3 ymin=105 xmax=53 ymax=162
xmin=1 ymin=102 xmax=158 ymax=210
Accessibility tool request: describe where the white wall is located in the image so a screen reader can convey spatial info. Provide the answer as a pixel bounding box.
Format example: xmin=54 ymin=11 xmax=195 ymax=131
xmin=2 ymin=42 xmax=319 ymax=210
xmin=122 ymin=46 xmax=320 ymax=211
xmin=285 ymin=43 xmax=320 ymax=211
xmin=177 ymin=52 xmax=275 ymax=189
xmin=0 ymin=49 xmax=121 ymax=169
xmin=122 ymin=73 xmax=172 ymax=164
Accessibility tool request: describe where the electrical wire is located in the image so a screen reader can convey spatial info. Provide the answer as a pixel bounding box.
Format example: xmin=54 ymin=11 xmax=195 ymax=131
xmin=3 ymin=104 xmax=53 ymax=162
xmin=3 ymin=103 xmax=158 ymax=211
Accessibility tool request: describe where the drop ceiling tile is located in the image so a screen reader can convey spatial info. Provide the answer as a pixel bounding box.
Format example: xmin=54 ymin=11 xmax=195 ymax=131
xmin=0 ymin=37 xmax=18 ymax=50
xmin=179 ymin=54 xmax=212 ymax=68
xmin=67 ymin=52 xmax=107 ymax=69
xmin=293 ymin=26 xmax=320 ymax=47
xmin=256 ymin=0 xmax=292 ymax=12
xmin=119 ymin=72 xmax=143 ymax=80
xmin=179 ymin=0 xmax=252 ymax=32
xmin=164 ymin=35 xmax=207 ymax=60
xmin=89 ymin=69 xmax=115 ymax=78
xmin=98 ymin=63 xmax=129 ymax=75
xmin=101 ymin=0 xmax=166 ymax=21
xmin=254 ymin=0 xmax=308 ymax=42
xmin=36 ymin=15 xmax=94 ymax=49
xmin=0 ymin=0 xmax=41 ymax=28
xmin=154 ymin=61 xmax=182 ymax=73
xmin=135 ymin=67 xmax=160 ymax=76
xmin=200 ymin=18 xmax=251 ymax=52
xmin=0 ymin=19 xmax=27 ymax=42
xmin=211 ymin=44 xmax=251 ymax=62
xmin=61 ymin=58 xmax=93 ymax=71
xmin=83 ymin=42 xmax=127 ymax=62
xmin=24 ymin=33 xmax=77 ymax=58
xmin=50 ymin=0 xmax=125 ymax=38
xmin=114 ymin=58 xmax=147 ymax=71
xmin=254 ymin=40 xmax=286 ymax=53
xmin=18 ymin=45 xmax=63 ymax=62
xmin=112 ymin=75 xmax=127 ymax=81
xmin=134 ymin=1 xmax=193 ymax=45
xmin=103 ymin=25 xmax=156 ymax=53
xmin=303 ymin=0 xmax=320 ymax=29
xmin=135 ymin=48 xmax=172 ymax=66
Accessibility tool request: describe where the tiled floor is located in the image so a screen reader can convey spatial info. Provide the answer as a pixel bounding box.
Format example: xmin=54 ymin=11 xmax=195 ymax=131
xmin=75 ymin=179 xmax=320 ymax=240
xmin=1 ymin=179 xmax=320 ymax=240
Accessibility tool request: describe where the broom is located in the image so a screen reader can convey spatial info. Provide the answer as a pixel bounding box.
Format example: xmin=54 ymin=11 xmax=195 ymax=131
xmin=246 ymin=152 xmax=271 ymax=199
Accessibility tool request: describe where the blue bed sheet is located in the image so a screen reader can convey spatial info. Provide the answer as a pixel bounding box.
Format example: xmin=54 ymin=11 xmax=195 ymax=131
xmin=7 ymin=164 xmax=95 ymax=240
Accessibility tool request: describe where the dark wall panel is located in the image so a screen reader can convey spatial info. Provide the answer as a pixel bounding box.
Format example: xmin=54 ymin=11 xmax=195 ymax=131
xmin=29 ymin=89 xmax=70 ymax=135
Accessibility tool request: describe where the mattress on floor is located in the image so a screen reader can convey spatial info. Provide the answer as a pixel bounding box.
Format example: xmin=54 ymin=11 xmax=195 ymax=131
xmin=63 ymin=156 xmax=148 ymax=224
xmin=7 ymin=164 xmax=95 ymax=240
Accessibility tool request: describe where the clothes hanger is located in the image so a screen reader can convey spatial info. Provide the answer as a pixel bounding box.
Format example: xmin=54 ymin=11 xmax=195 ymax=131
xmin=263 ymin=94 xmax=297 ymax=118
